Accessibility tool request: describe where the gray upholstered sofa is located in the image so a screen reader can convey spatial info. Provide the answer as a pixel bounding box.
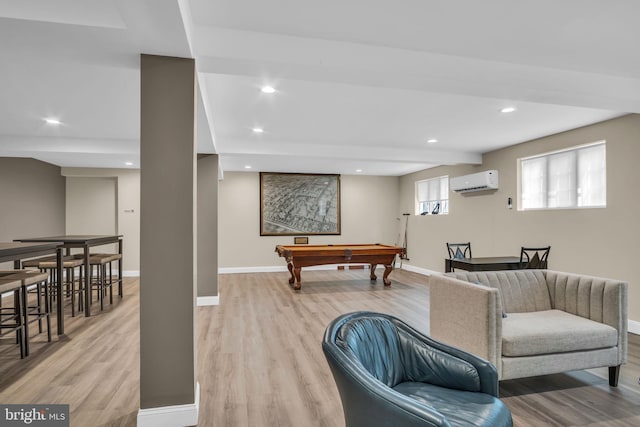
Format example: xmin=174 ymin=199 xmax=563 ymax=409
xmin=429 ymin=270 xmax=628 ymax=385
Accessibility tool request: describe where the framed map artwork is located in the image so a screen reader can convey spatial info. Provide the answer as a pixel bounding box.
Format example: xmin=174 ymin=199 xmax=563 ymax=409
xmin=260 ymin=172 xmax=341 ymax=236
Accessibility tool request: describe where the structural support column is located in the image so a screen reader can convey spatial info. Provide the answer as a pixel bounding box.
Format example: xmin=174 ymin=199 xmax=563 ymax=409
xmin=197 ymin=154 xmax=219 ymax=305
xmin=138 ymin=54 xmax=198 ymax=426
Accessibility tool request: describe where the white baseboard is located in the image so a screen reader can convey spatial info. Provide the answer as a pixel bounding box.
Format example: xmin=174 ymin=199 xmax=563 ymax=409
xmin=137 ymin=382 xmax=199 ymax=427
xmin=400 ymin=263 xmax=440 ymax=277
xmin=629 ymin=319 xmax=640 ymax=335
xmin=197 ymin=295 xmax=219 ymax=306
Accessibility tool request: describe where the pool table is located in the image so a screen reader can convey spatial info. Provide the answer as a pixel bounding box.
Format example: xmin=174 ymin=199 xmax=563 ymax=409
xmin=275 ymin=243 xmax=404 ymax=290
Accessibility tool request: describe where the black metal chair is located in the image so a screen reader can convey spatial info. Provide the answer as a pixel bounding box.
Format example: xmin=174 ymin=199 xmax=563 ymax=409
xmin=446 ymin=242 xmax=471 ymax=272
xmin=447 ymin=242 xmax=472 ymax=260
xmin=520 ymin=246 xmax=550 ymax=269
xmin=322 ymin=311 xmax=513 ymax=427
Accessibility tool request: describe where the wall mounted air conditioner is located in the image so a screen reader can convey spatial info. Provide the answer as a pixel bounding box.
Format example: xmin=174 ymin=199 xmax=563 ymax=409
xmin=450 ymin=170 xmax=499 ymax=193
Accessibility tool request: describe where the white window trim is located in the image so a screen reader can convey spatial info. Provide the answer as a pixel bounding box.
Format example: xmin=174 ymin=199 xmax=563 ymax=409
xmin=518 ymin=140 xmax=606 ymax=211
xmin=415 ymin=175 xmax=449 ymax=216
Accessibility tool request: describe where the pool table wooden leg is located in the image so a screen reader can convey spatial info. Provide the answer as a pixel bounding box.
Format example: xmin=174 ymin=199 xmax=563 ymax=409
xmin=369 ymin=264 xmax=377 ymax=281
xmin=287 ymin=262 xmax=295 ymax=284
xmin=293 ymin=267 xmax=302 ymax=290
xmin=382 ymin=264 xmax=393 ymax=286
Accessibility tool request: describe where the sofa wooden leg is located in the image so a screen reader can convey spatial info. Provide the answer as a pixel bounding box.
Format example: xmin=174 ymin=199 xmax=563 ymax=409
xmin=608 ymin=365 xmax=620 ymax=387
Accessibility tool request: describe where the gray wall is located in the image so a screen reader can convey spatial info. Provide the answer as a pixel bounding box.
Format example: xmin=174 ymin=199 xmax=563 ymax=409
xmin=62 ymin=168 xmax=140 ymax=273
xmin=197 ymin=154 xmax=219 ymax=297
xmin=139 ymin=54 xmax=197 ymax=409
xmin=65 ymin=177 xmax=117 ymax=249
xmin=0 ymin=158 xmax=65 ymax=265
xmin=399 ymin=113 xmax=640 ymax=323
xmin=217 ymin=173 xmax=401 ymax=269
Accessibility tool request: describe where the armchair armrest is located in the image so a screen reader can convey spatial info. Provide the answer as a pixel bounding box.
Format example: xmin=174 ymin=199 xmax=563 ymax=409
xmin=396 ymin=322 xmax=499 ymax=396
xmin=429 ymin=274 xmax=503 ymax=371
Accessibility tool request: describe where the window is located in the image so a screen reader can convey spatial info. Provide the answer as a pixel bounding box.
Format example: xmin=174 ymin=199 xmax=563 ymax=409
xmin=416 ymin=176 xmax=449 ymax=215
xmin=520 ymin=141 xmax=606 ymax=210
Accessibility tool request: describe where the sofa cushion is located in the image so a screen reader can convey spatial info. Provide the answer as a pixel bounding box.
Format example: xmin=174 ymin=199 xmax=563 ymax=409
xmin=502 ymin=310 xmax=618 ymax=357
xmin=448 ymin=270 xmax=551 ymax=313
xmin=393 ymin=382 xmax=513 ymax=427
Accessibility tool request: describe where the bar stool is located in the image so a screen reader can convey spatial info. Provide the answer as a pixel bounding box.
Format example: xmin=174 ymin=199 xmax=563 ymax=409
xmin=22 ymin=255 xmax=85 ymax=317
xmin=0 ymin=270 xmax=50 ymax=356
xmin=87 ymin=253 xmax=121 ymax=311
xmin=0 ymin=275 xmax=25 ymax=358
xmin=39 ymin=257 xmax=84 ymax=317
xmin=94 ymin=252 xmax=122 ymax=300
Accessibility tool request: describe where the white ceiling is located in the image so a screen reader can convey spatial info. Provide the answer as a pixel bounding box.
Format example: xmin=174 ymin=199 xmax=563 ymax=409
xmin=1 ymin=0 xmax=638 ymax=176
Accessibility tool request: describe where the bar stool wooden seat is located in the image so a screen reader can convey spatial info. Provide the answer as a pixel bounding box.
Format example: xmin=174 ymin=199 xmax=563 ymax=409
xmin=22 ymin=255 xmax=85 ymax=317
xmin=0 ymin=275 xmax=26 ymax=358
xmin=0 ymin=270 xmax=50 ymax=356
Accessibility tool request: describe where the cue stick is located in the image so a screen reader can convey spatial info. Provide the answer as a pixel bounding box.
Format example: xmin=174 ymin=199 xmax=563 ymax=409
xmin=401 ymin=213 xmax=410 ymax=266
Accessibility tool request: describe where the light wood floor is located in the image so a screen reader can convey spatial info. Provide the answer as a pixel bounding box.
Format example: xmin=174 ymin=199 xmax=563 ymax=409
xmin=0 ymin=269 xmax=639 ymax=426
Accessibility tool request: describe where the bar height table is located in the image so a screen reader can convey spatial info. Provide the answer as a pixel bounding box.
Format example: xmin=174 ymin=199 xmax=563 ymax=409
xmin=15 ymin=235 xmax=123 ymax=317
xmin=0 ymin=242 xmax=64 ymax=334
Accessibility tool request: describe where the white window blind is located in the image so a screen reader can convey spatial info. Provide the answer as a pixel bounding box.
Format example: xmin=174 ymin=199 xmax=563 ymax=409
xmin=520 ymin=142 xmax=606 ymax=210
xmin=416 ymin=176 xmax=449 ymax=215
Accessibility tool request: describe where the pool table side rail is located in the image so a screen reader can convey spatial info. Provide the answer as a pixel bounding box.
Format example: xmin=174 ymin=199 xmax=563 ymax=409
xmin=275 ymin=244 xmax=403 ymax=268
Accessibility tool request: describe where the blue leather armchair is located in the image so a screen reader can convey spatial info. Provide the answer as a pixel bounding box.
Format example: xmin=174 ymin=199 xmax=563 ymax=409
xmin=322 ymin=312 xmax=513 ymax=427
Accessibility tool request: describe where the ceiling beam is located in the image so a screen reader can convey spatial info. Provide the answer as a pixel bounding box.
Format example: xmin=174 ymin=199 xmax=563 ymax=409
xmin=195 ymin=27 xmax=640 ymax=113
xmin=218 ymin=138 xmax=482 ymax=166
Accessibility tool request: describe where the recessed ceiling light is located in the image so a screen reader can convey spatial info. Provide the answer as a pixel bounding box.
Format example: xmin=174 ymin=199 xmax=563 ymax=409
xmin=244 ymin=165 xmax=252 ymax=169
xmin=261 ymin=86 xmax=276 ymax=94
xmin=355 ymin=169 xmax=363 ymax=173
xmin=500 ymin=107 xmax=516 ymax=113
xmin=427 ymin=139 xmax=438 ymax=144
xmin=252 ymin=127 xmax=264 ymax=133
xmin=125 ymin=162 xmax=133 ymax=166
xmin=44 ymin=118 xmax=61 ymax=125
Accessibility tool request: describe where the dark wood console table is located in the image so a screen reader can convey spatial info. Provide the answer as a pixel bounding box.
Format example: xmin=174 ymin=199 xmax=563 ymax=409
xmin=445 ymin=256 xmax=523 ymax=273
